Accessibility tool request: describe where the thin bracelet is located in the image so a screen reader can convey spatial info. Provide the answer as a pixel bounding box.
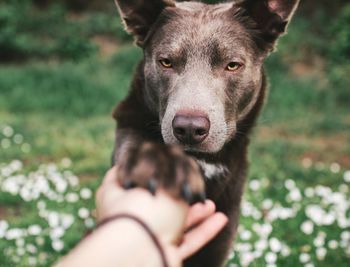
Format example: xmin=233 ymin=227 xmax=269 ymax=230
xmin=96 ymin=214 xmax=169 ymax=267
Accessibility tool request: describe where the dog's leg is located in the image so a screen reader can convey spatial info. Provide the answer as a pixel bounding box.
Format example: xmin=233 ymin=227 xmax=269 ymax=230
xmin=113 ymin=129 xmax=206 ymax=204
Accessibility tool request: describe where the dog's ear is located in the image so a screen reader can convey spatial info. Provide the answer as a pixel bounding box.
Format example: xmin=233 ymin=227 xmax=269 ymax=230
xmin=114 ymin=0 xmax=175 ymax=46
xmin=237 ymin=0 xmax=300 ymax=46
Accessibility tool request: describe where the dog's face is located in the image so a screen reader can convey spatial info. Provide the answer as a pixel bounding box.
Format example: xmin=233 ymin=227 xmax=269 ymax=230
xmin=115 ymin=0 xmax=299 ymax=153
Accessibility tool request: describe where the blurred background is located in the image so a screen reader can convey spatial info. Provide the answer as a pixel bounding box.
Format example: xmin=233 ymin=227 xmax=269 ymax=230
xmin=0 ymin=0 xmax=349 ymax=266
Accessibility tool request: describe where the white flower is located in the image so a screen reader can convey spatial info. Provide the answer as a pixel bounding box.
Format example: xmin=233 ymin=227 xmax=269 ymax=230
xmin=284 ymin=179 xmax=296 ymax=190
xmin=37 ymin=201 xmax=46 ymax=211
xmin=240 ymin=251 xmax=255 ymax=266
xmin=344 ymin=171 xmax=350 ymax=183
xmin=249 ymin=179 xmax=261 ymax=191
xmin=253 ymin=250 xmax=263 ymax=258
xmin=13 ymin=255 xmax=20 ymax=263
xmin=299 ymin=253 xmax=310 ymax=263
xmin=85 ymin=218 xmax=95 ymax=228
xmin=281 ymin=245 xmax=291 ymax=257
xmin=61 ymin=158 xmax=72 ymax=168
xmin=0 ymin=220 xmax=9 ymax=238
xmin=241 ymin=201 xmax=254 ymax=217
xmin=55 ymin=180 xmax=68 ymax=193
xmin=300 ymin=220 xmax=314 ymax=235
xmin=262 ymin=199 xmax=273 ymax=210
xmin=265 ymin=252 xmax=277 ymax=264
xmin=1 ymin=139 xmax=11 ymax=149
xmin=78 ymin=208 xmax=90 ymax=219
xmin=315 ymin=185 xmax=331 ymax=197
xmin=228 ymin=251 xmax=235 ymax=260
xmin=339 ymin=184 xmax=349 ymax=194
xmin=236 ymin=243 xmax=252 ymax=252
xmin=252 ymin=210 xmax=262 ymax=220
xmin=302 ymin=158 xmax=312 ymax=168
xmin=316 ymin=247 xmax=327 ymax=260
xmin=20 ymin=186 xmax=32 ymax=201
xmin=61 ymin=214 xmax=74 ymax=229
xmin=269 ymin=238 xmax=282 ymax=253
xmin=305 ymin=205 xmax=325 ymax=225
xmin=16 ymin=247 xmax=25 ymax=256
xmin=330 ymin=163 xmax=340 ymax=173
xmin=3 ymin=126 xmax=14 ymax=137
xmin=328 ymin=240 xmax=338 ymax=249
xmin=260 ymin=224 xmax=273 ymax=237
xmin=50 ymin=227 xmax=65 ymax=240
xmin=267 ymin=206 xmax=295 ymax=221
xmin=304 ymin=187 xmax=315 ymax=198
xmin=13 ymin=134 xmax=23 ymax=144
xmin=26 ymin=244 xmax=37 ymax=254
xmin=48 ymin=212 xmax=60 ymax=228
xmin=255 ymin=239 xmax=268 ymax=252
xmin=36 ymin=237 xmax=45 ymax=246
xmin=28 ymin=257 xmax=37 ymax=266
xmin=305 ymin=263 xmax=314 ymax=267
xmin=313 ymin=236 xmax=325 ymax=247
xmin=240 ymin=230 xmax=252 ymax=241
xmin=5 ymin=228 xmax=24 ymax=240
xmin=337 ymin=215 xmax=350 ymax=229
xmin=28 ymin=225 xmax=42 ymax=236
xmin=10 ymin=160 xmax=23 ymax=171
xmin=287 ymin=188 xmax=302 ymax=202
xmin=341 ymin=231 xmax=350 ymax=241
xmin=66 ymin=192 xmax=79 ymax=203
xmin=2 ymin=177 xmax=21 ymax=195
xmin=52 ymin=239 xmax=64 ymax=252
xmin=16 ymin=238 xmax=25 ymax=247
xmin=323 ymin=213 xmax=335 ymax=226
xmin=67 ymin=175 xmax=79 ymax=187
xmin=80 ymin=188 xmax=93 ymax=199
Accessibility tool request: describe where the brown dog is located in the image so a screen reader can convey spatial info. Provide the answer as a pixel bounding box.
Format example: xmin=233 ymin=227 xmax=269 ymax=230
xmin=112 ymin=1 xmax=300 ymax=266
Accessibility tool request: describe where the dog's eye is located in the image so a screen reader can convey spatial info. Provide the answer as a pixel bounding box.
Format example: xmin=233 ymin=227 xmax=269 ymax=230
xmin=226 ymin=62 xmax=243 ymax=72
xmin=159 ymin=59 xmax=173 ymax=69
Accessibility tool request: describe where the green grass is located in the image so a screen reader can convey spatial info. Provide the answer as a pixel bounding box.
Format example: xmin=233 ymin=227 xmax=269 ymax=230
xmin=0 ymin=4 xmax=350 ymax=267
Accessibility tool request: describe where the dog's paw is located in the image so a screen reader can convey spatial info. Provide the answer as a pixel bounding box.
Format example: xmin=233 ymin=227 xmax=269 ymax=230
xmin=116 ymin=142 xmax=205 ymax=204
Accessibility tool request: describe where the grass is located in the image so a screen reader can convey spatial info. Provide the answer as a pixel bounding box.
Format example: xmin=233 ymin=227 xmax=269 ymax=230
xmin=0 ymin=5 xmax=350 ymax=267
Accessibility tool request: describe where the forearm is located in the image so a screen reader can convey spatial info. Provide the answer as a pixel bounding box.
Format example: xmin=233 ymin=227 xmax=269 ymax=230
xmin=57 ymin=219 xmax=163 ymax=267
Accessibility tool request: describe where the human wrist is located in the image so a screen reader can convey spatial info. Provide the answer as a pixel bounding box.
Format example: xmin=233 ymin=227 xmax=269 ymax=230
xmin=95 ymin=214 xmax=169 ymax=267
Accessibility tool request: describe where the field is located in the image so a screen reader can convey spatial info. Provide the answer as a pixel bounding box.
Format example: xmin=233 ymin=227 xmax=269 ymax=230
xmin=0 ymin=1 xmax=349 ymax=266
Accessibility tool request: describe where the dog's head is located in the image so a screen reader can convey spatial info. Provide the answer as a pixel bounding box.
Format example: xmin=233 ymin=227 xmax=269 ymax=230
xmin=115 ymin=0 xmax=299 ymax=153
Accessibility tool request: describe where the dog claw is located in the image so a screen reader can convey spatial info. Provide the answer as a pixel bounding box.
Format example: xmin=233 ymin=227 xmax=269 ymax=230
xmin=190 ymin=192 xmax=206 ymax=205
xmin=181 ymin=183 xmax=193 ymax=204
xmin=122 ymin=180 xmax=137 ymax=190
xmin=197 ymin=191 xmax=206 ymax=204
xmin=147 ymin=179 xmax=157 ymax=195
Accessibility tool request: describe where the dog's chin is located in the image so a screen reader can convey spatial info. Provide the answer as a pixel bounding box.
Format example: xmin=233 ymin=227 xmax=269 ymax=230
xmin=163 ymin=137 xmax=225 ymax=154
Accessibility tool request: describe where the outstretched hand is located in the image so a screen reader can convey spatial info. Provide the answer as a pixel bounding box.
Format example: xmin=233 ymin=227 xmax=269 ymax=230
xmin=96 ymin=167 xmax=228 ymax=266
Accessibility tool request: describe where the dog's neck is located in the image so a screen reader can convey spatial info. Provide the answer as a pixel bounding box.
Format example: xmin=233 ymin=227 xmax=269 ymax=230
xmin=196 ymin=159 xmax=229 ymax=180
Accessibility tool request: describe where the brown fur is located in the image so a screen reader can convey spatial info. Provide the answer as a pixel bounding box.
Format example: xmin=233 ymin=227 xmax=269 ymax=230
xmin=112 ymin=1 xmax=299 ymax=266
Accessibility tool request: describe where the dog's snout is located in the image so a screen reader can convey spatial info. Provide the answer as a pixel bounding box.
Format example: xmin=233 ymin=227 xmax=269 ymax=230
xmin=172 ymin=113 xmax=210 ymax=145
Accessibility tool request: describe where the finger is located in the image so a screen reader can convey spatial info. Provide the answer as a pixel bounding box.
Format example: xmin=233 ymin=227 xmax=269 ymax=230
xmin=185 ymin=200 xmax=216 ymax=229
xmin=103 ymin=166 xmax=119 ymax=186
xmin=178 ymin=212 xmax=228 ymax=260
xmin=96 ymin=167 xmax=123 ymax=201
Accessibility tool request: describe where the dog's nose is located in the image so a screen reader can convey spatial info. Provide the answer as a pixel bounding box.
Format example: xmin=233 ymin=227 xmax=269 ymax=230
xmin=172 ymin=114 xmax=210 ymax=145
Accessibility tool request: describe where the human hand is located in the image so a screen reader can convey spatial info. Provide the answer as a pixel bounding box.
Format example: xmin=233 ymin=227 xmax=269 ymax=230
xmin=96 ymin=167 xmax=228 ymax=266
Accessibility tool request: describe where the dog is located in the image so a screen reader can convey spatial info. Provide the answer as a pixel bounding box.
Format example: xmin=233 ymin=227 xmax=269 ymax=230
xmin=112 ymin=0 xmax=300 ymax=266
